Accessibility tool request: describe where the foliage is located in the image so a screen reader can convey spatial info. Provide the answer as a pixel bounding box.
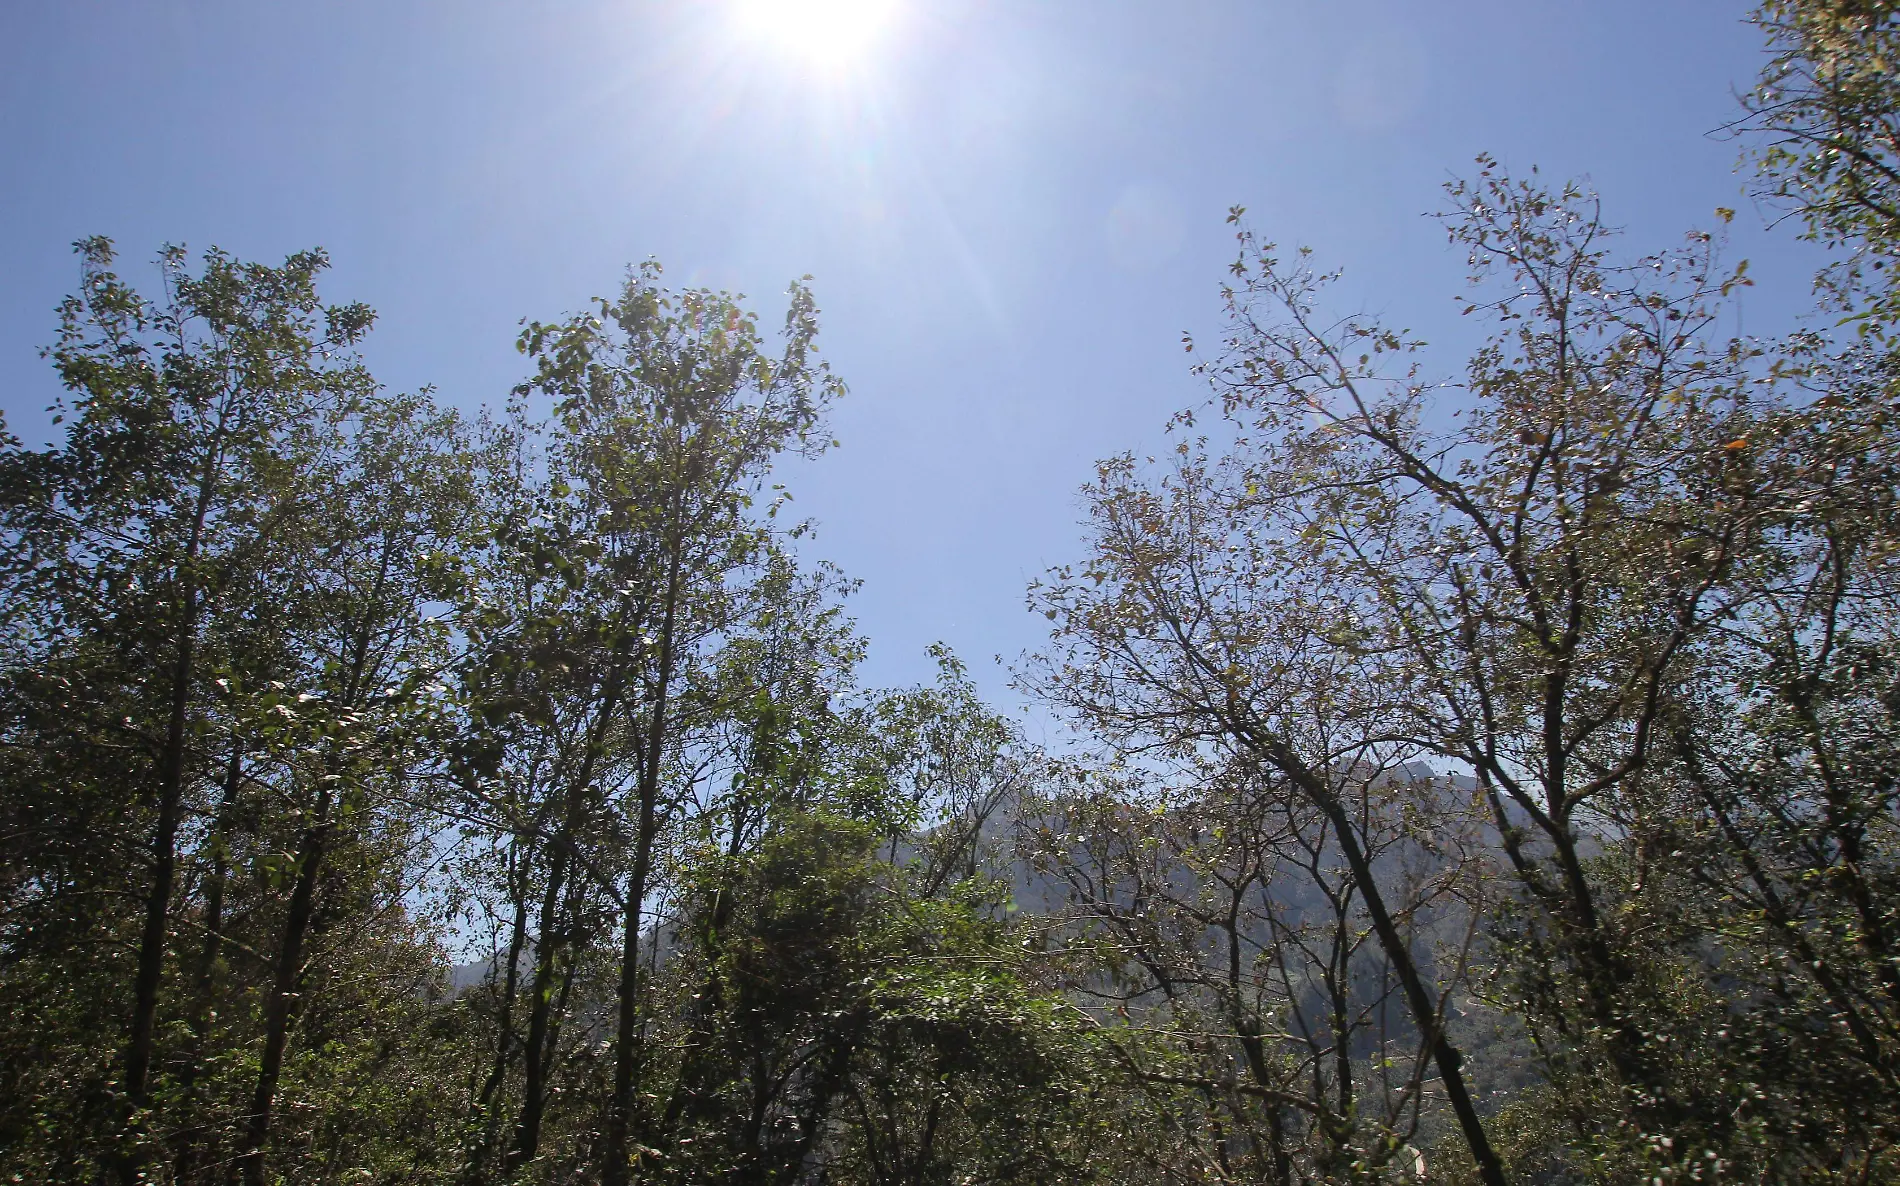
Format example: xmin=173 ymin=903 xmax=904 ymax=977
xmin=11 ymin=9 xmax=1900 ymax=1183
xmin=1745 ymin=0 xmax=1900 ymax=331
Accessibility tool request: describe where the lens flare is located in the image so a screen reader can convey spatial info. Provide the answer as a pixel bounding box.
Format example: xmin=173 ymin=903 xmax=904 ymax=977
xmin=729 ymin=0 xmax=901 ymax=72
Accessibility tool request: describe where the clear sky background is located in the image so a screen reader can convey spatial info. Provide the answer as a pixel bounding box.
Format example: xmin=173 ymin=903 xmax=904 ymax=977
xmin=0 ymin=1 xmax=1828 ymax=709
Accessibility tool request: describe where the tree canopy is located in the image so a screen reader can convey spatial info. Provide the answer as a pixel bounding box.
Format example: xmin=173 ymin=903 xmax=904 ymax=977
xmin=6 ymin=3 xmax=1900 ymax=1184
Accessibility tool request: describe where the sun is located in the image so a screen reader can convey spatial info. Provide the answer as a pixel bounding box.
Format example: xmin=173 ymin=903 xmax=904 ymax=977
xmin=728 ymin=0 xmax=901 ymax=72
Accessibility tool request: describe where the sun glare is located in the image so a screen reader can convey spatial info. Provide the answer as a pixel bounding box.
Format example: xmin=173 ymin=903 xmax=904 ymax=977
xmin=729 ymin=0 xmax=900 ymax=72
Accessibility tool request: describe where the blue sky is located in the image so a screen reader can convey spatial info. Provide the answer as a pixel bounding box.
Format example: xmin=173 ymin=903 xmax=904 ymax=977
xmin=0 ymin=1 xmax=1824 ymax=707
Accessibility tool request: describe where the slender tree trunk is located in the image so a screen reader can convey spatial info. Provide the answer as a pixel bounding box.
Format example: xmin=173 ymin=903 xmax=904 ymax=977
xmin=191 ymin=740 xmax=243 ymax=1041
xmin=1500 ymin=693 xmax=1656 ymax=1104
xmin=1264 ymin=1103 xmax=1293 ymax=1186
xmin=1264 ymin=741 xmax=1508 ymax=1186
xmin=124 ymin=619 xmax=194 ymax=1116
xmin=238 ymin=582 xmax=386 ymax=1186
xmin=507 ymin=652 xmax=630 ymax=1174
xmin=171 ymin=738 xmax=244 ymax=1185
xmin=237 ymin=783 xmax=333 ymax=1186
xmin=505 ymin=842 xmax=569 ymax=1176
xmin=464 ymin=847 xmax=531 ymax=1185
xmin=603 ymin=541 xmax=683 ymax=1186
xmin=507 ymin=911 xmax=586 ymax=1172
xmin=119 ymin=462 xmax=221 ymax=1186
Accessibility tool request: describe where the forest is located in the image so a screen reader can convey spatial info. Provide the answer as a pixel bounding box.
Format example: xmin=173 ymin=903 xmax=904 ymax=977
xmin=5 ymin=2 xmax=1900 ymax=1183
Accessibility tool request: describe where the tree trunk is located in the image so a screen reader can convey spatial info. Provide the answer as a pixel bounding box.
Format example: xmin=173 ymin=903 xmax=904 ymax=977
xmin=507 ymin=649 xmax=630 ymax=1174
xmin=237 ymin=783 xmax=332 ymax=1186
xmin=237 ymin=544 xmax=396 ymax=1186
xmin=505 ymin=842 xmax=569 ymax=1176
xmin=171 ymin=738 xmax=244 ymax=1184
xmin=463 ymin=847 xmax=531 ymax=1185
xmin=120 ymin=428 xmax=228 ymax=1186
xmin=119 ymin=568 xmax=204 ymax=1185
xmin=603 ymin=541 xmax=683 ymax=1186
xmin=190 ymin=740 xmax=243 ymax=1042
xmin=1266 ymin=741 xmax=1508 ymax=1186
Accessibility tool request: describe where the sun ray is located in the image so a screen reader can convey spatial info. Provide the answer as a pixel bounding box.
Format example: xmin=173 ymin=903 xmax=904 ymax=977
xmin=728 ymin=0 xmax=901 ymax=73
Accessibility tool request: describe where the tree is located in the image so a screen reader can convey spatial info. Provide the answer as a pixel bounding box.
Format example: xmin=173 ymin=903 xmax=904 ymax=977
xmin=1023 ymin=337 xmax=1510 ymax=1180
xmin=1744 ymin=0 xmax=1900 ymax=332
xmin=456 ymin=263 xmax=842 ymax=1183
xmin=650 ymin=651 xmax=1102 ymax=1186
xmin=231 ymin=390 xmax=481 ymax=1186
xmin=0 ymin=239 xmax=499 ymax=1186
xmin=0 ymin=239 xmax=380 ymax=1182
xmin=1023 ymin=753 xmax=1488 ymax=1183
xmin=1055 ymin=155 xmax=1900 ymax=1178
